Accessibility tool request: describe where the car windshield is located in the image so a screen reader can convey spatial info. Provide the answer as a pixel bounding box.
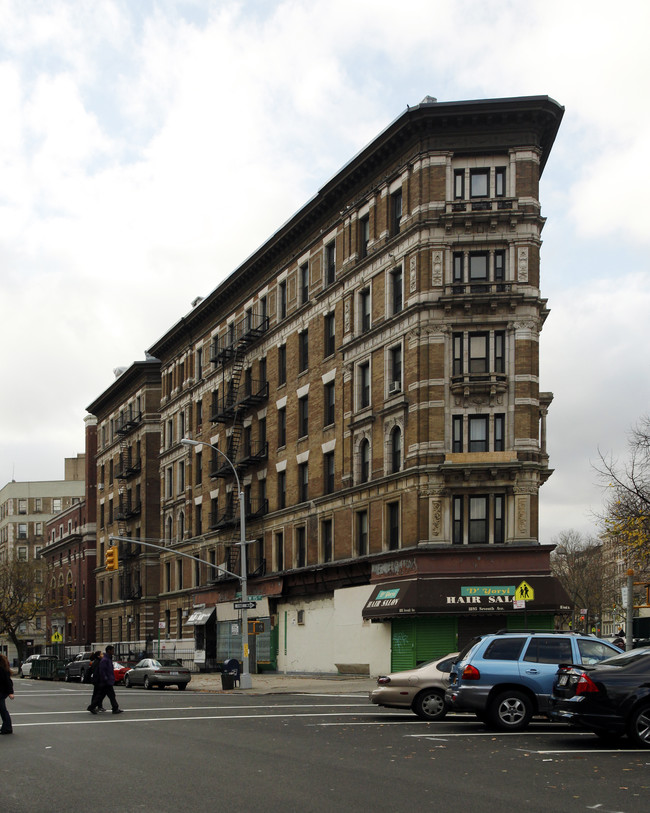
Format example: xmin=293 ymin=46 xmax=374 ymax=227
xmin=159 ymin=659 xmax=182 ymax=667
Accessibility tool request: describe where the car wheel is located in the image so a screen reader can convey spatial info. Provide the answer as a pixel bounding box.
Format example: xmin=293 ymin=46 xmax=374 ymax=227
xmin=488 ymin=691 xmax=533 ymax=731
xmin=144 ymin=676 xmax=152 ymax=690
xmin=124 ymin=675 xmax=131 ymax=688
xmin=413 ymin=689 xmax=447 ymax=721
xmin=627 ymin=704 xmax=650 ymax=748
xmin=178 ymin=683 xmax=187 ymax=691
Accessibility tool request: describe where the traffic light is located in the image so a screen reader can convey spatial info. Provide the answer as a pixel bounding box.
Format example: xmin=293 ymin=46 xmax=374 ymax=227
xmin=105 ymin=546 xmax=118 ymax=571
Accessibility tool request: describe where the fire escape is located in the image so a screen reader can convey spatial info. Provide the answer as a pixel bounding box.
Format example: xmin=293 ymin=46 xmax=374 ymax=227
xmin=209 ymin=309 xmax=269 ymax=578
xmin=115 ymin=412 xmax=143 ymax=606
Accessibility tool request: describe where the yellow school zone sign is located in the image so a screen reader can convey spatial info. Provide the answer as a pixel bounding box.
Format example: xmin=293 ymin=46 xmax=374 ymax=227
xmin=515 ymin=581 xmax=535 ymax=602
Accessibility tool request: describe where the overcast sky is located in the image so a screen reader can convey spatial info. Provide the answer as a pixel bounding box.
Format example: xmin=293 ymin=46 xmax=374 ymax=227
xmin=1 ymin=0 xmax=649 ymax=544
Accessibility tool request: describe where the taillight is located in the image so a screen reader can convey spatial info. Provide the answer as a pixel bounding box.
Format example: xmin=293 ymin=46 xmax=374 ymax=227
xmin=462 ymin=664 xmax=480 ymax=680
xmin=575 ymin=672 xmax=599 ymax=694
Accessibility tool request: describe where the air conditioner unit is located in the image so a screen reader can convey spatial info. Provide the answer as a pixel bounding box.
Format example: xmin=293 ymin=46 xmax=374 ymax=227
xmin=388 ymin=381 xmax=401 ymax=395
xmin=97 ymin=483 xmax=104 ymax=490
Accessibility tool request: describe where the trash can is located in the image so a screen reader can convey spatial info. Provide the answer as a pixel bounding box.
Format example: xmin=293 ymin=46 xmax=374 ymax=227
xmin=221 ymin=672 xmax=235 ymax=690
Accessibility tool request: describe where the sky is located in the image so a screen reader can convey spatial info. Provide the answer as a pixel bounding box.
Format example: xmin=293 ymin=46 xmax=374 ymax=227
xmin=1 ymin=0 xmax=649 ymax=545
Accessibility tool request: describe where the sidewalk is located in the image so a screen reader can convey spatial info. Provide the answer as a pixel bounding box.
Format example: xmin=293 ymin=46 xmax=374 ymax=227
xmin=188 ymin=671 xmax=377 ymax=695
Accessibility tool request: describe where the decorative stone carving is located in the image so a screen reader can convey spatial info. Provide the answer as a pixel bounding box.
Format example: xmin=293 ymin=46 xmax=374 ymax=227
xmin=430 ymin=499 xmax=442 ymax=536
xmin=410 ymin=256 xmax=417 ymax=293
xmin=431 ymin=250 xmax=443 ymax=287
xmin=344 ymin=297 xmax=351 ymax=333
xmin=516 ymin=495 xmax=528 ymax=535
xmin=517 ymin=247 xmax=529 ymax=283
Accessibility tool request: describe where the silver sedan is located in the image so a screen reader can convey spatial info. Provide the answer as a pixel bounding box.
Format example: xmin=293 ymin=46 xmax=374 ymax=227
xmin=124 ymin=658 xmax=192 ymax=690
xmin=369 ymin=652 xmax=458 ymax=720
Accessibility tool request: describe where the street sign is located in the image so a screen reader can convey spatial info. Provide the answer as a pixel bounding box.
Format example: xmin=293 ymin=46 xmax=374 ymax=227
xmin=513 ymin=599 xmax=526 ymax=610
xmin=234 ymin=601 xmax=257 ymax=610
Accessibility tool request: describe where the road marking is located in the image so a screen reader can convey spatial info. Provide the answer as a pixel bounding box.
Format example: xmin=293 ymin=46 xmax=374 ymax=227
xmin=520 ymin=747 xmax=650 ymax=754
xmin=12 ymin=710 xmax=389 ymax=727
xmin=11 ymin=702 xmax=372 ymax=717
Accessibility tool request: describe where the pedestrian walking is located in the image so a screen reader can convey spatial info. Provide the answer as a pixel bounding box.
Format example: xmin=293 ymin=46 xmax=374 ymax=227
xmin=87 ymin=645 xmax=123 ymax=715
xmin=0 ymin=653 xmax=14 ymax=735
xmin=87 ymin=651 xmax=106 ymax=713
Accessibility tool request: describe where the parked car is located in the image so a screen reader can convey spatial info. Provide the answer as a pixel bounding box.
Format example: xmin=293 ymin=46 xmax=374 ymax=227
xmin=446 ymin=630 xmax=620 ymax=731
xmin=370 ymin=653 xmax=458 ymax=720
xmin=112 ymin=661 xmax=130 ymax=684
xmin=64 ymin=652 xmax=95 ymax=682
xmin=550 ymin=647 xmax=650 ymax=747
xmin=19 ymin=654 xmax=42 ymax=678
xmin=124 ymin=658 xmax=191 ymax=690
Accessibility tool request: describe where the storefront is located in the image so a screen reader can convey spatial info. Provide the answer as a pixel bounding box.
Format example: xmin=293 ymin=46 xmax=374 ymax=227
xmin=363 ymin=575 xmax=571 ymax=671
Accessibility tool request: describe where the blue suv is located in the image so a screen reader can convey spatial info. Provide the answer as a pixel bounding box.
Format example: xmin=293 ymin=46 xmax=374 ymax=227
xmin=446 ymin=631 xmax=620 ymax=731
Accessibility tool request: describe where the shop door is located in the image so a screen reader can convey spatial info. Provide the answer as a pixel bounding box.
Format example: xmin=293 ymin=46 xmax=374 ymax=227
xmin=391 ymin=617 xmax=459 ymax=671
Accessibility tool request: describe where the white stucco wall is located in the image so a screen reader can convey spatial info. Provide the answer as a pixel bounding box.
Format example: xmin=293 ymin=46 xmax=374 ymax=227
xmin=276 ymin=584 xmax=391 ymax=675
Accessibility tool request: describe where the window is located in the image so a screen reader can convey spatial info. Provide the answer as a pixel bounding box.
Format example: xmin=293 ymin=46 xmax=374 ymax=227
xmin=324 ymin=452 xmax=335 ymax=495
xmin=454 ymin=169 xmax=465 ymax=199
xmin=325 ymin=241 xmax=336 ymax=286
xmin=166 ymin=466 xmax=173 ymax=499
xmin=17 ymin=546 xmax=28 ymax=561
xmin=469 ymin=253 xmax=488 ymax=283
xmin=468 ymin=333 xmax=488 ymax=374
xmin=195 ymin=451 xmax=202 ymax=485
xmin=468 ymin=416 xmax=488 ymax=452
xmin=359 ymin=215 xmax=370 ymax=258
xmin=390 ymin=189 xmax=402 ymax=235
xmin=298 ymin=461 xmax=309 ymax=502
xmin=324 ymin=313 xmax=335 ymax=357
xmin=18 ymin=499 xmax=27 ymax=514
xmin=296 ymin=526 xmax=306 ymax=568
xmin=277 ymin=470 xmax=286 ymax=509
xmin=391 ymin=267 xmax=403 ymax=314
xmin=322 ymin=518 xmax=333 ymax=562
xmin=196 ymin=347 xmax=203 ymax=380
xmin=470 ymin=168 xmax=489 ymax=198
xmin=359 ymin=362 xmax=370 ymax=409
xmin=279 ymin=279 xmax=287 ymax=320
xmin=495 ymin=167 xmax=507 ymax=197
xmin=277 ymin=407 xmax=286 ymax=447
xmin=18 ymin=523 xmax=27 ymax=539
xmin=494 ymin=251 xmax=505 ymax=283
xmin=299 ymin=330 xmax=309 ymax=372
xmin=389 ymin=344 xmax=402 ymax=393
xmin=53 ymin=498 xmax=62 ymax=512
xmin=494 ymin=495 xmax=505 ymax=543
xmin=356 ymin=510 xmax=368 ymax=556
xmin=275 ymin=531 xmax=284 ymax=571
xmin=300 ymin=262 xmax=309 ymax=304
xmin=484 ymin=638 xmax=526 ymax=661
xmin=178 ymin=460 xmax=185 ymax=493
xmin=494 ymin=414 xmax=505 ymax=452
xmin=453 ymin=333 xmax=463 ymax=376
xmin=494 ymin=331 xmax=505 ymax=373
xmin=387 ymin=502 xmax=400 ymax=550
xmin=195 ymin=504 xmax=202 ymax=536
xmin=259 ymin=416 xmax=267 ymax=448
xmin=452 ymin=415 xmax=463 ymax=453
xmin=359 ymin=288 xmax=371 ymax=333
xmin=298 ymin=396 xmax=309 ymax=438
xmin=324 ymin=381 xmax=335 ymax=426
xmin=196 ymin=398 xmax=203 ymax=428
xmin=469 ymin=496 xmax=488 ymax=543
xmin=390 ymin=426 xmax=402 ymax=473
xmin=359 ymin=438 xmax=370 ymax=483
xmin=453 ymin=252 xmax=463 ymax=284
xmin=278 ymin=344 xmax=286 ymax=386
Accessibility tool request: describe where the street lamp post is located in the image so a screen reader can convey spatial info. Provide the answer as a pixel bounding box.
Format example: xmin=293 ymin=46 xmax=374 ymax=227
xmin=181 ymin=437 xmax=252 ymax=689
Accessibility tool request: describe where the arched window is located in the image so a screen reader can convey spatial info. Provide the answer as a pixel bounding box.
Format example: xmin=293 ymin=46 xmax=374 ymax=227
xmin=166 ymin=515 xmax=173 ymax=542
xmin=359 ymin=438 xmax=370 ymax=483
xmin=390 ymin=426 xmax=402 ymax=473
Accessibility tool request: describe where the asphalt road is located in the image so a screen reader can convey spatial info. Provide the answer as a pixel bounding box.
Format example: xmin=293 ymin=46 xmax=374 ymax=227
xmin=3 ymin=680 xmax=649 ymax=813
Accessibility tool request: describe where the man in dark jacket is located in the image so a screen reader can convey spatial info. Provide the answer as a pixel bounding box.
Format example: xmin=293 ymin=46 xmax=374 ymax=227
xmin=86 ymin=651 xmax=105 ymax=713
xmin=87 ymin=645 xmax=123 ymax=715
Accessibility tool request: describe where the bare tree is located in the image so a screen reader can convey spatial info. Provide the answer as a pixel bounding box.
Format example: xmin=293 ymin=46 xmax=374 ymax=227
xmin=551 ymin=530 xmax=617 ymax=632
xmin=596 ymin=416 xmax=650 ymax=575
xmin=0 ymin=559 xmax=49 ymax=663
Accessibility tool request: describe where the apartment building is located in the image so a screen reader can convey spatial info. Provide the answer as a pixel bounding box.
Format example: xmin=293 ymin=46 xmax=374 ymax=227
xmin=142 ymin=95 xmax=569 ymax=674
xmin=40 ymin=416 xmax=98 ymax=649
xmin=86 ymin=358 xmax=162 ymax=650
xmin=0 ymin=459 xmax=85 ymax=661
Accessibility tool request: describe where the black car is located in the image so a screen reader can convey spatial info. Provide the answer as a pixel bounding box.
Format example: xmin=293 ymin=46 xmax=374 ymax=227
xmin=550 ymin=647 xmax=650 ymax=747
